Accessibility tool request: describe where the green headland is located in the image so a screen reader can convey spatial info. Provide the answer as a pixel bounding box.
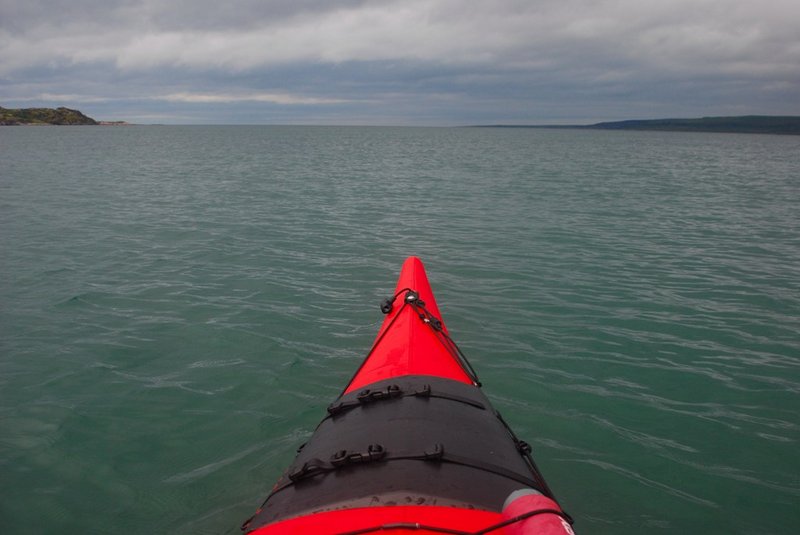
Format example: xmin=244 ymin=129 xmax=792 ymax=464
xmin=0 ymin=106 xmax=101 ymax=125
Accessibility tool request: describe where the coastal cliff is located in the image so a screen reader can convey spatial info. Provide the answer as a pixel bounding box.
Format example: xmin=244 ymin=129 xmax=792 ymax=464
xmin=0 ymin=106 xmax=99 ymax=125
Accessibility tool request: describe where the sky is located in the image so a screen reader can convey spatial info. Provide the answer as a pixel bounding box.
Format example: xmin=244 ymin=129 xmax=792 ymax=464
xmin=1 ymin=0 xmax=799 ymax=125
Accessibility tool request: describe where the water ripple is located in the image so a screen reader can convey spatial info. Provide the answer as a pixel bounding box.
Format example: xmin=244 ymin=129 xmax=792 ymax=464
xmin=566 ymin=459 xmax=719 ymax=508
xmin=2 ymin=126 xmax=798 ymax=535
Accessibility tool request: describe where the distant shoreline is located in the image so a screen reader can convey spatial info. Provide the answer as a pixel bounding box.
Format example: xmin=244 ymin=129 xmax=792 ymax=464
xmin=471 ymin=115 xmax=800 ymax=135
xmin=3 ymin=106 xmax=798 ymax=134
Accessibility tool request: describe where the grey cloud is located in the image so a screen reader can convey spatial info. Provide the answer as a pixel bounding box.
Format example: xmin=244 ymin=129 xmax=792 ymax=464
xmin=1 ymin=0 xmax=798 ymax=124
xmin=0 ymin=0 xmax=386 ymax=32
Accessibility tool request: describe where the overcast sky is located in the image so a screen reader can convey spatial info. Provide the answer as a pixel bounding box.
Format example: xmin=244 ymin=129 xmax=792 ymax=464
xmin=1 ymin=0 xmax=798 ymax=125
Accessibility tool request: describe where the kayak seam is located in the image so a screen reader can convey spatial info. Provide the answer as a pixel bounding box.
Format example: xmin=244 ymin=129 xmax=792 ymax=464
xmin=405 ymin=296 xmax=481 ymax=387
xmin=341 ymin=297 xmax=412 ymax=395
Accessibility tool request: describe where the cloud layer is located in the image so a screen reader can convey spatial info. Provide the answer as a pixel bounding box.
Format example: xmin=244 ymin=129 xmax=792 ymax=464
xmin=1 ymin=0 xmax=798 ymax=124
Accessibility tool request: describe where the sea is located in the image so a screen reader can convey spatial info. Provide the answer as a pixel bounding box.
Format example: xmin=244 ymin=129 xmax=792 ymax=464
xmin=1 ymin=125 xmax=798 ymax=535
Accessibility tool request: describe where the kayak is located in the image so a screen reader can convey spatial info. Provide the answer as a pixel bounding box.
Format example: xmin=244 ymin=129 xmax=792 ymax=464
xmin=242 ymin=257 xmax=574 ymax=534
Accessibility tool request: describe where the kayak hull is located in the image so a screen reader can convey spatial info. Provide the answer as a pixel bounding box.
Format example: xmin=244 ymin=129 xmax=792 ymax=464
xmin=242 ymin=258 xmax=570 ymax=535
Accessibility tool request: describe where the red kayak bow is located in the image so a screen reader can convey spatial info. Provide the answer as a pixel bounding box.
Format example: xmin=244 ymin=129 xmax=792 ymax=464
xmin=344 ymin=256 xmax=478 ymax=394
xmin=242 ymin=257 xmax=573 ymax=535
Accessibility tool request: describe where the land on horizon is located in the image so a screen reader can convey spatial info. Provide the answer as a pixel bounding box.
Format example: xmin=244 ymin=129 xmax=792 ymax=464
xmin=474 ymin=115 xmax=800 ymax=135
xmin=2 ymin=106 xmax=799 ymax=134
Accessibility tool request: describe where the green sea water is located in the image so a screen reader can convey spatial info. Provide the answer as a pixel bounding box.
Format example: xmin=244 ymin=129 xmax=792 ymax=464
xmin=1 ymin=125 xmax=798 ymax=534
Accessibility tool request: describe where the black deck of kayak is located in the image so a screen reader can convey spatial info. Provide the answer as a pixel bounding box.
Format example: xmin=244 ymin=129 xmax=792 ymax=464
xmin=244 ymin=375 xmax=554 ymax=531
